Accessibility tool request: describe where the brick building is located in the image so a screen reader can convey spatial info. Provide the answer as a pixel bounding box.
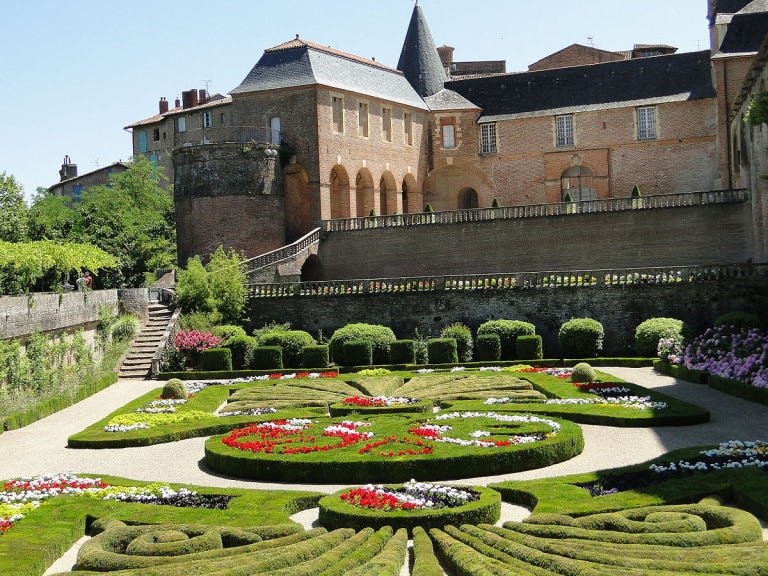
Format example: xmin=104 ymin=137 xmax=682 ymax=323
xmin=48 ymin=156 xmax=129 ymax=200
xmin=127 ymin=0 xmax=768 ymax=268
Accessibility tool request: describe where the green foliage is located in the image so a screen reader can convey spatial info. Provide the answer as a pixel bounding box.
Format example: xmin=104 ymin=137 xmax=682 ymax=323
xmin=440 ymin=322 xmax=473 ymax=362
xmin=96 ymin=305 xmax=117 ymax=346
xmin=212 ymin=324 xmax=248 ymax=343
xmin=631 ymin=184 xmax=642 ymax=197
xmin=343 ymin=340 xmax=373 ymax=367
xmin=161 ymin=378 xmax=188 ymax=400
xmin=713 ymin=311 xmax=762 ymax=331
xmin=176 ymin=257 xmax=214 ymax=314
xmin=206 ymin=246 xmax=247 ymax=325
xmin=257 ymin=330 xmax=316 ymax=368
xmin=0 ymin=239 xmax=118 ymax=294
xmin=634 ymin=317 xmax=690 ymax=357
xmin=516 ymin=334 xmax=543 ymax=360
xmin=179 ymin=310 xmax=216 ymax=333
xmin=746 ymin=90 xmax=768 ymax=126
xmin=413 ymin=328 xmax=429 ymax=365
xmin=390 ymin=340 xmax=416 ymax=365
xmin=250 ymin=346 xmax=283 ymax=370
xmin=423 ymin=203 xmax=434 ymax=212
xmin=559 ymin=318 xmax=604 ymax=357
xmin=474 ymin=333 xmax=501 ymax=362
xmin=329 ymin=323 xmax=396 ymax=365
xmin=200 ymin=347 xmax=233 ymax=372
xmin=427 ymin=338 xmax=458 ymax=364
xmin=491 ymin=197 xmax=501 ymax=208
xmin=221 ymin=335 xmax=257 ymax=370
xmin=0 ymin=172 xmax=28 ymax=243
xmin=110 ymin=315 xmax=141 ymax=342
xmin=67 ymin=156 xmax=176 ymax=287
xmin=176 ymin=247 xmax=247 ymax=325
xmin=302 ymin=345 xmax=329 ymax=369
xmin=571 ymin=362 xmax=596 ymax=383
xmin=26 ymin=192 xmax=75 ymax=241
xmin=476 ymin=319 xmax=535 ymax=360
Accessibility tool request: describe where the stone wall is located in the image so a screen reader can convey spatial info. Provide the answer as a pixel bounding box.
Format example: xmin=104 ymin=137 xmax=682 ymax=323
xmin=0 ymin=289 xmax=149 ymax=341
xmin=248 ymin=276 xmax=768 ymax=357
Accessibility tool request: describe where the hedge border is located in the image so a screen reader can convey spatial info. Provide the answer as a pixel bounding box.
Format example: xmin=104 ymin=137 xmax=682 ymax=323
xmin=318 ymin=485 xmax=501 ymax=534
xmin=328 ymin=399 xmax=434 ymax=417
xmin=654 ymin=360 xmax=768 ymax=406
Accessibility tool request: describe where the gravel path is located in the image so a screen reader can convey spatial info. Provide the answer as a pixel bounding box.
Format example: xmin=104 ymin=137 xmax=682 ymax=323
xmin=0 ymin=367 xmax=765 ymax=574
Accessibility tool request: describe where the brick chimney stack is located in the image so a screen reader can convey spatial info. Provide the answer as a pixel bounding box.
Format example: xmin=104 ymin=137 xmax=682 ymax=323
xmin=159 ymin=97 xmax=169 ymax=114
xmin=59 ymin=155 xmax=78 ymax=181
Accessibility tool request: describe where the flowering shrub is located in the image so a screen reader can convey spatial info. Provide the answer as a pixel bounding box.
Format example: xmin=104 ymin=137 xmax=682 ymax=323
xmin=657 ymin=329 xmax=684 ymax=364
xmin=339 ymin=480 xmax=480 ymax=511
xmin=173 ymin=330 xmax=222 ymax=369
xmin=680 ymin=325 xmax=768 ymax=388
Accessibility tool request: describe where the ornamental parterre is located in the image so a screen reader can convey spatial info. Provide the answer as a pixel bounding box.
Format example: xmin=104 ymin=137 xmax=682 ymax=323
xmin=342 ymin=396 xmax=421 ymax=407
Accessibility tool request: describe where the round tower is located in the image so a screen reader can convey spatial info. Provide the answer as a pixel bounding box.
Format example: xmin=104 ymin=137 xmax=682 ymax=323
xmin=173 ymin=143 xmax=285 ymax=265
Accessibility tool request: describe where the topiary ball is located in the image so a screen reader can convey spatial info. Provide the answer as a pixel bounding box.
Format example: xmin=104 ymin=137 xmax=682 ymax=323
xmin=571 ymin=362 xmax=596 ymax=383
xmin=161 ymin=378 xmax=188 ymax=399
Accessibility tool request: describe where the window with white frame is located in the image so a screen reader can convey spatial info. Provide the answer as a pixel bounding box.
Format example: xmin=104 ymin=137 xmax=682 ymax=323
xmin=480 ymin=123 xmax=497 ymax=154
xmin=359 ymin=102 xmax=369 ymax=137
xmin=442 ymin=124 xmax=456 ymax=148
xmin=636 ymin=106 xmax=657 ymax=140
xmin=555 ymin=115 xmax=574 ymax=147
xmin=202 ymin=111 xmax=212 ymax=128
xmin=177 ymin=117 xmax=186 ymax=133
xmin=332 ymin=96 xmax=344 ymax=133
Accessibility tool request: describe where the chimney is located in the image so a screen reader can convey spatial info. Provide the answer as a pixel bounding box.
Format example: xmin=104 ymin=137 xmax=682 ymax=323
xmin=190 ymin=88 xmax=199 ymax=107
xmin=199 ymin=89 xmax=207 ymax=103
xmin=175 ymin=97 xmax=181 ymax=108
xmin=59 ymin=155 xmax=78 ymax=181
xmin=437 ymin=45 xmax=455 ymax=68
xmin=159 ymin=97 xmax=169 ymax=114
xmin=181 ymin=90 xmax=192 ymax=109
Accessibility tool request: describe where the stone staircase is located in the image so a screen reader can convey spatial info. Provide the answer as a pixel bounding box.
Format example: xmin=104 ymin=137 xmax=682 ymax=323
xmin=118 ymin=303 xmax=175 ymax=379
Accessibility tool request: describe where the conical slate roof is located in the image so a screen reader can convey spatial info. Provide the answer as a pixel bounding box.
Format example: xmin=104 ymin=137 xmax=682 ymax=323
xmin=397 ymin=4 xmax=447 ymax=97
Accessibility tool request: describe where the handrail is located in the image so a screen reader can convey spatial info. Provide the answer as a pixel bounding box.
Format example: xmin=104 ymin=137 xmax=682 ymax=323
xmin=243 ymin=228 xmax=321 ymax=276
xmin=321 ymin=189 xmax=750 ymax=232
xmin=247 ymin=262 xmax=768 ymax=298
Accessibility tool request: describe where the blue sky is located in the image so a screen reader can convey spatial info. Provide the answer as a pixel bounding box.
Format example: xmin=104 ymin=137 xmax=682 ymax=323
xmin=2 ymin=0 xmax=709 ymax=203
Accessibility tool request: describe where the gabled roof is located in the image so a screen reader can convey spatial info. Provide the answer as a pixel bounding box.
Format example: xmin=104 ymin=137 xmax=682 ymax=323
xmin=445 ymin=50 xmax=716 ymax=122
xmin=125 ymin=95 xmax=231 ymax=129
xmin=49 ymin=162 xmax=131 ymax=193
xmin=231 ymin=37 xmax=427 ymax=109
xmin=717 ymin=10 xmax=768 ymax=54
xmin=396 ymin=4 xmax=447 ymax=97
xmin=710 ymin=0 xmax=753 ymax=22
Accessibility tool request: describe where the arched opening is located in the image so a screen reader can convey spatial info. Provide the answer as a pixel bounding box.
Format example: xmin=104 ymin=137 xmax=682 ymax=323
xmin=458 ymin=188 xmax=479 ymax=209
xmin=300 ymin=254 xmax=324 ymax=282
xmin=355 ymin=169 xmax=374 ymax=217
xmin=561 ymin=165 xmax=596 ymax=201
xmin=379 ymin=171 xmax=398 ymax=214
xmin=379 ymin=176 xmax=388 ymax=216
xmin=402 ymin=174 xmax=418 ymax=213
xmin=284 ymin=164 xmax=311 ymax=241
xmin=330 ymin=166 xmax=350 ymax=219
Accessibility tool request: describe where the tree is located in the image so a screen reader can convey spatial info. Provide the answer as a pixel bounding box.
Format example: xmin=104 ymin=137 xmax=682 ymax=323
xmin=175 ymin=246 xmax=247 ymax=326
xmin=73 ymin=156 xmax=176 ymax=287
xmin=27 ymin=192 xmax=76 ymax=241
xmin=0 ymin=172 xmax=29 ymax=242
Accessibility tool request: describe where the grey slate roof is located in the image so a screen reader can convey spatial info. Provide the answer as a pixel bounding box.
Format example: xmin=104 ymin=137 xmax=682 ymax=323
xmin=445 ymin=50 xmax=716 ymax=121
xmin=711 ymin=0 xmax=753 ymax=22
xmin=231 ymin=38 xmax=427 ymax=110
xmin=423 ymin=88 xmax=479 ymax=111
xmin=718 ymin=10 xmax=768 ymax=54
xmin=396 ymin=5 xmax=447 ymax=97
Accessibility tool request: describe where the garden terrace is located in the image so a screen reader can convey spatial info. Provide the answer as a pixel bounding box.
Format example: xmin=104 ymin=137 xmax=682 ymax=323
xmin=322 ymin=189 xmax=750 ymax=232
xmin=247 ymin=262 xmax=768 ymax=298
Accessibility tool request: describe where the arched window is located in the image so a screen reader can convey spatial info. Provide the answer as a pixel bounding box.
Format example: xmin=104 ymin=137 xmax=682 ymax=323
xmin=458 ymin=188 xmax=478 ymax=209
xmin=561 ymin=166 xmax=595 ymax=201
